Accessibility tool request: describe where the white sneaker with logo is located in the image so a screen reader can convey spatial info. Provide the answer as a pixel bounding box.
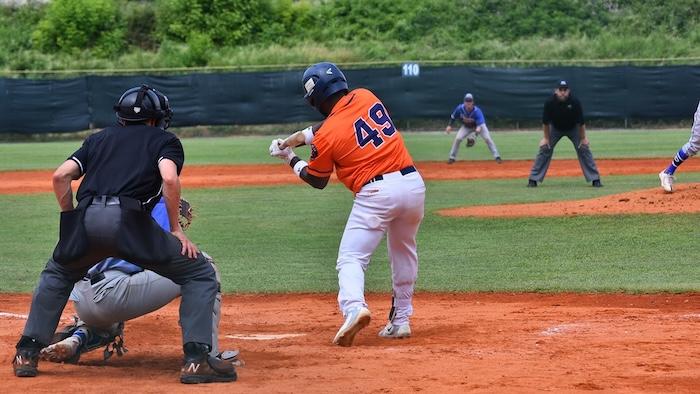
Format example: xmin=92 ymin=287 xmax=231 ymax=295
xmin=659 ymin=171 xmax=675 ymax=193
xmin=378 ymin=322 xmax=411 ymax=339
xmin=332 ymin=307 xmax=371 ymax=347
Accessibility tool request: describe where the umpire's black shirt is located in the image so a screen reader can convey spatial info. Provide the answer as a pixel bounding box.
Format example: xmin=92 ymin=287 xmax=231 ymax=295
xmin=542 ymin=94 xmax=584 ymax=131
xmin=70 ymin=125 xmax=184 ymax=211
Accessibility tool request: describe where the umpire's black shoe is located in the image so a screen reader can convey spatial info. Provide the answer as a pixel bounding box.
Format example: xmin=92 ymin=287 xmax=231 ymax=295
xmin=13 ymin=336 xmax=44 ymax=377
xmin=527 ymin=179 xmax=538 ymax=187
xmin=13 ymin=348 xmax=40 ymax=377
xmin=180 ymin=342 xmax=237 ymax=384
xmin=592 ymin=179 xmax=603 ymax=187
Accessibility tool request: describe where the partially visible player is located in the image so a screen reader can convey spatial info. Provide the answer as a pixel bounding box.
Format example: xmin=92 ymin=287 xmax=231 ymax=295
xmin=659 ymin=100 xmax=700 ymax=193
xmin=269 ymin=62 xmax=426 ymax=346
xmin=445 ymin=93 xmax=501 ymax=164
xmin=39 ymin=197 xmax=241 ymax=366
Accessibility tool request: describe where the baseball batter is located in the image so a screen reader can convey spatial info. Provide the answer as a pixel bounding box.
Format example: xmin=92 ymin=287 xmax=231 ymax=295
xmin=269 ymin=62 xmax=425 ymax=347
xmin=39 ymin=197 xmax=240 ymax=366
xmin=445 ymin=93 xmax=501 ymax=164
xmin=659 ymin=100 xmax=700 ymax=193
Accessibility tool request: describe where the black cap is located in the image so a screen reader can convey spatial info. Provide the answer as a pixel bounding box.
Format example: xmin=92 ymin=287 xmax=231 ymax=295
xmin=557 ymin=80 xmax=569 ymax=89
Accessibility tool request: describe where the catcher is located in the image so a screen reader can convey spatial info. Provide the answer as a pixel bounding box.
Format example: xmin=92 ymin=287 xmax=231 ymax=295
xmin=39 ymin=197 xmax=241 ymax=366
xmin=445 ymin=93 xmax=502 ymax=164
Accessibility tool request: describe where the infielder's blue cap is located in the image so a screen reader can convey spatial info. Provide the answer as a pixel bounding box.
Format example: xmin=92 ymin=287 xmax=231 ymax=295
xmin=464 ymin=93 xmax=474 ymax=101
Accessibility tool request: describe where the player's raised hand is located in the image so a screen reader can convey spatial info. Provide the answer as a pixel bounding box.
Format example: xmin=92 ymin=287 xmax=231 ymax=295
xmin=269 ymin=138 xmax=283 ymax=156
xmin=269 ymin=138 xmax=295 ymax=162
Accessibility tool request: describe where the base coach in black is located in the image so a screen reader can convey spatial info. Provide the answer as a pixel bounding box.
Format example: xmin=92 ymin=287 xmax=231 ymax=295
xmin=12 ymin=85 xmax=236 ymax=384
xmin=527 ymin=80 xmax=602 ymax=188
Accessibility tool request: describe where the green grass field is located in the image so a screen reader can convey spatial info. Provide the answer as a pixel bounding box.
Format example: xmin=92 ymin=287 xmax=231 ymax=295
xmin=0 ymin=129 xmax=693 ymax=170
xmin=1 ymin=129 xmax=699 ymax=293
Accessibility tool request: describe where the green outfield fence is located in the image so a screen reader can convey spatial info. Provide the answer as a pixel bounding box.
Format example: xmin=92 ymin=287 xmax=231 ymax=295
xmin=1 ymin=65 xmax=699 ymax=134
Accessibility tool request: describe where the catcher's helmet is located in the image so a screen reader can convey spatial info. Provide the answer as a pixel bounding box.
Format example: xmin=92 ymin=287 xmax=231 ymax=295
xmin=301 ymin=62 xmax=349 ymax=113
xmin=113 ymin=85 xmax=173 ymax=129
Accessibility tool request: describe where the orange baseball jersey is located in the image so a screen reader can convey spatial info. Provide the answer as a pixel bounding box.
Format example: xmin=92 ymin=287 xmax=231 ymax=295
xmin=306 ymin=88 xmax=415 ymax=193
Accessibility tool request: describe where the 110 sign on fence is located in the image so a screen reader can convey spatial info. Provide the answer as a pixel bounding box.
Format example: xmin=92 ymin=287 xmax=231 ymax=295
xmin=402 ymin=63 xmax=420 ymax=77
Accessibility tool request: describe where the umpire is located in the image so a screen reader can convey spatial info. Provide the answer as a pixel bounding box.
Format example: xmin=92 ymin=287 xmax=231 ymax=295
xmin=12 ymin=85 xmax=236 ymax=384
xmin=527 ymin=80 xmax=602 ymax=187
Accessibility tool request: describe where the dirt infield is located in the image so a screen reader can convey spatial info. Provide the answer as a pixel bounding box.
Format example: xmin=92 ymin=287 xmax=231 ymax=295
xmin=2 ymin=159 xmax=699 ymax=391
xmin=3 ymin=158 xmax=700 ymax=195
xmin=440 ymin=183 xmax=700 ymax=217
xmin=1 ymin=293 xmax=699 ymax=393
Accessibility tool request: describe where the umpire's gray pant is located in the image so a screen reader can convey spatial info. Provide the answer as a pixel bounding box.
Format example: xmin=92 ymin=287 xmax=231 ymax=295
xmin=528 ymin=125 xmax=600 ymax=182
xmin=22 ymin=204 xmax=218 ymax=348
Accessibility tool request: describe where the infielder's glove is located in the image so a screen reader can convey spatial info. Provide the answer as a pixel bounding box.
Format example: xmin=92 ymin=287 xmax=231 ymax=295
xmin=466 ymin=138 xmax=476 ymax=147
xmin=179 ymin=198 xmax=193 ymax=230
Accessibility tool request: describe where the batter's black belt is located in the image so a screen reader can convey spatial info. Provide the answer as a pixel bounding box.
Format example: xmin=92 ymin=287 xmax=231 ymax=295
xmin=78 ymin=195 xmax=144 ymax=211
xmin=363 ymin=165 xmax=417 ymax=187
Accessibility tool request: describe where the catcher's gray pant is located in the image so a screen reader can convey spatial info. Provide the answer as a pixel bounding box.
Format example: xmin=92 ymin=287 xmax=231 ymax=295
xmin=448 ymin=124 xmax=500 ymax=160
xmin=70 ymin=267 xmax=223 ymax=355
xmin=528 ymin=125 xmax=600 ymax=182
xmin=22 ymin=204 xmax=217 ymax=348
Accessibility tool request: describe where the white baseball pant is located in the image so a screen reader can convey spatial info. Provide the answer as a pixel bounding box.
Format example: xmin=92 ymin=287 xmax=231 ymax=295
xmin=336 ymin=170 xmax=425 ymax=325
xmin=682 ymin=101 xmax=700 ymax=156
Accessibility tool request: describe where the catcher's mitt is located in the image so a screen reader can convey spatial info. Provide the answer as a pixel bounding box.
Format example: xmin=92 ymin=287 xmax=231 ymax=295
xmin=179 ymin=198 xmax=194 ymax=230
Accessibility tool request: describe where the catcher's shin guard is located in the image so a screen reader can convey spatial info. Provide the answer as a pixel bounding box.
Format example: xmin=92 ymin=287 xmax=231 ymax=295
xmin=44 ymin=320 xmax=127 ymax=363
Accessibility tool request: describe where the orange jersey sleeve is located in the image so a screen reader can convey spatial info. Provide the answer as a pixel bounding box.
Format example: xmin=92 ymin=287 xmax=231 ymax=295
xmin=307 ymin=88 xmax=414 ymax=193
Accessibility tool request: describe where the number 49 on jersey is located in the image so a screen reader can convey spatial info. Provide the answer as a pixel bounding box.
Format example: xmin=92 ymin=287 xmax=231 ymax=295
xmin=354 ymin=102 xmax=397 ymax=148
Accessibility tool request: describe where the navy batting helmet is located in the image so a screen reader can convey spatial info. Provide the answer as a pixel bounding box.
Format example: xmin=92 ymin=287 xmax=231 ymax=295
xmin=302 ymin=62 xmax=349 ymax=113
xmin=113 ymin=85 xmax=173 ymax=129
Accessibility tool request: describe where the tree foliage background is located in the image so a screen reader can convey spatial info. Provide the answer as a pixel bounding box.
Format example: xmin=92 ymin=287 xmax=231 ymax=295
xmin=0 ymin=0 xmax=698 ymax=72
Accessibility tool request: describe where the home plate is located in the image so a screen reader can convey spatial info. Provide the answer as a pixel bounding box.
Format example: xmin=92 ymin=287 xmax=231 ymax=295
xmin=225 ymin=333 xmax=306 ymax=340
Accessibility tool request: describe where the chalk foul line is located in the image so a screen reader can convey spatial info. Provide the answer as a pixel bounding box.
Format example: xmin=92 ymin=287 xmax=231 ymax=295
xmin=225 ymin=333 xmax=306 ymax=340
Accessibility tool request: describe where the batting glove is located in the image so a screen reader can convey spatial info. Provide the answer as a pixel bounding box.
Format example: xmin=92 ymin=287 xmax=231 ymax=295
xmin=269 ymin=139 xmax=295 ymax=163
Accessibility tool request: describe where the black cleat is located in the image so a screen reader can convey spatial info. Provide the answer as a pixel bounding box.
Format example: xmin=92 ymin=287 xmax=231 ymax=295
xmin=13 ymin=348 xmax=39 ymax=377
xmin=592 ymin=179 xmax=603 ymax=187
xmin=527 ymin=179 xmax=537 ymax=187
xmin=495 ymin=156 xmax=502 ymax=164
xmin=180 ymin=343 xmax=237 ymax=384
xmin=447 ymin=158 xmax=455 ymax=164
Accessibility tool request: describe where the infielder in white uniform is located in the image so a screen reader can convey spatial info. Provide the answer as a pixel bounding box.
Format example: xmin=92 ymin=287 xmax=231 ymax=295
xmin=659 ymin=100 xmax=700 ymax=193
xmin=446 ymin=93 xmax=502 ymax=164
